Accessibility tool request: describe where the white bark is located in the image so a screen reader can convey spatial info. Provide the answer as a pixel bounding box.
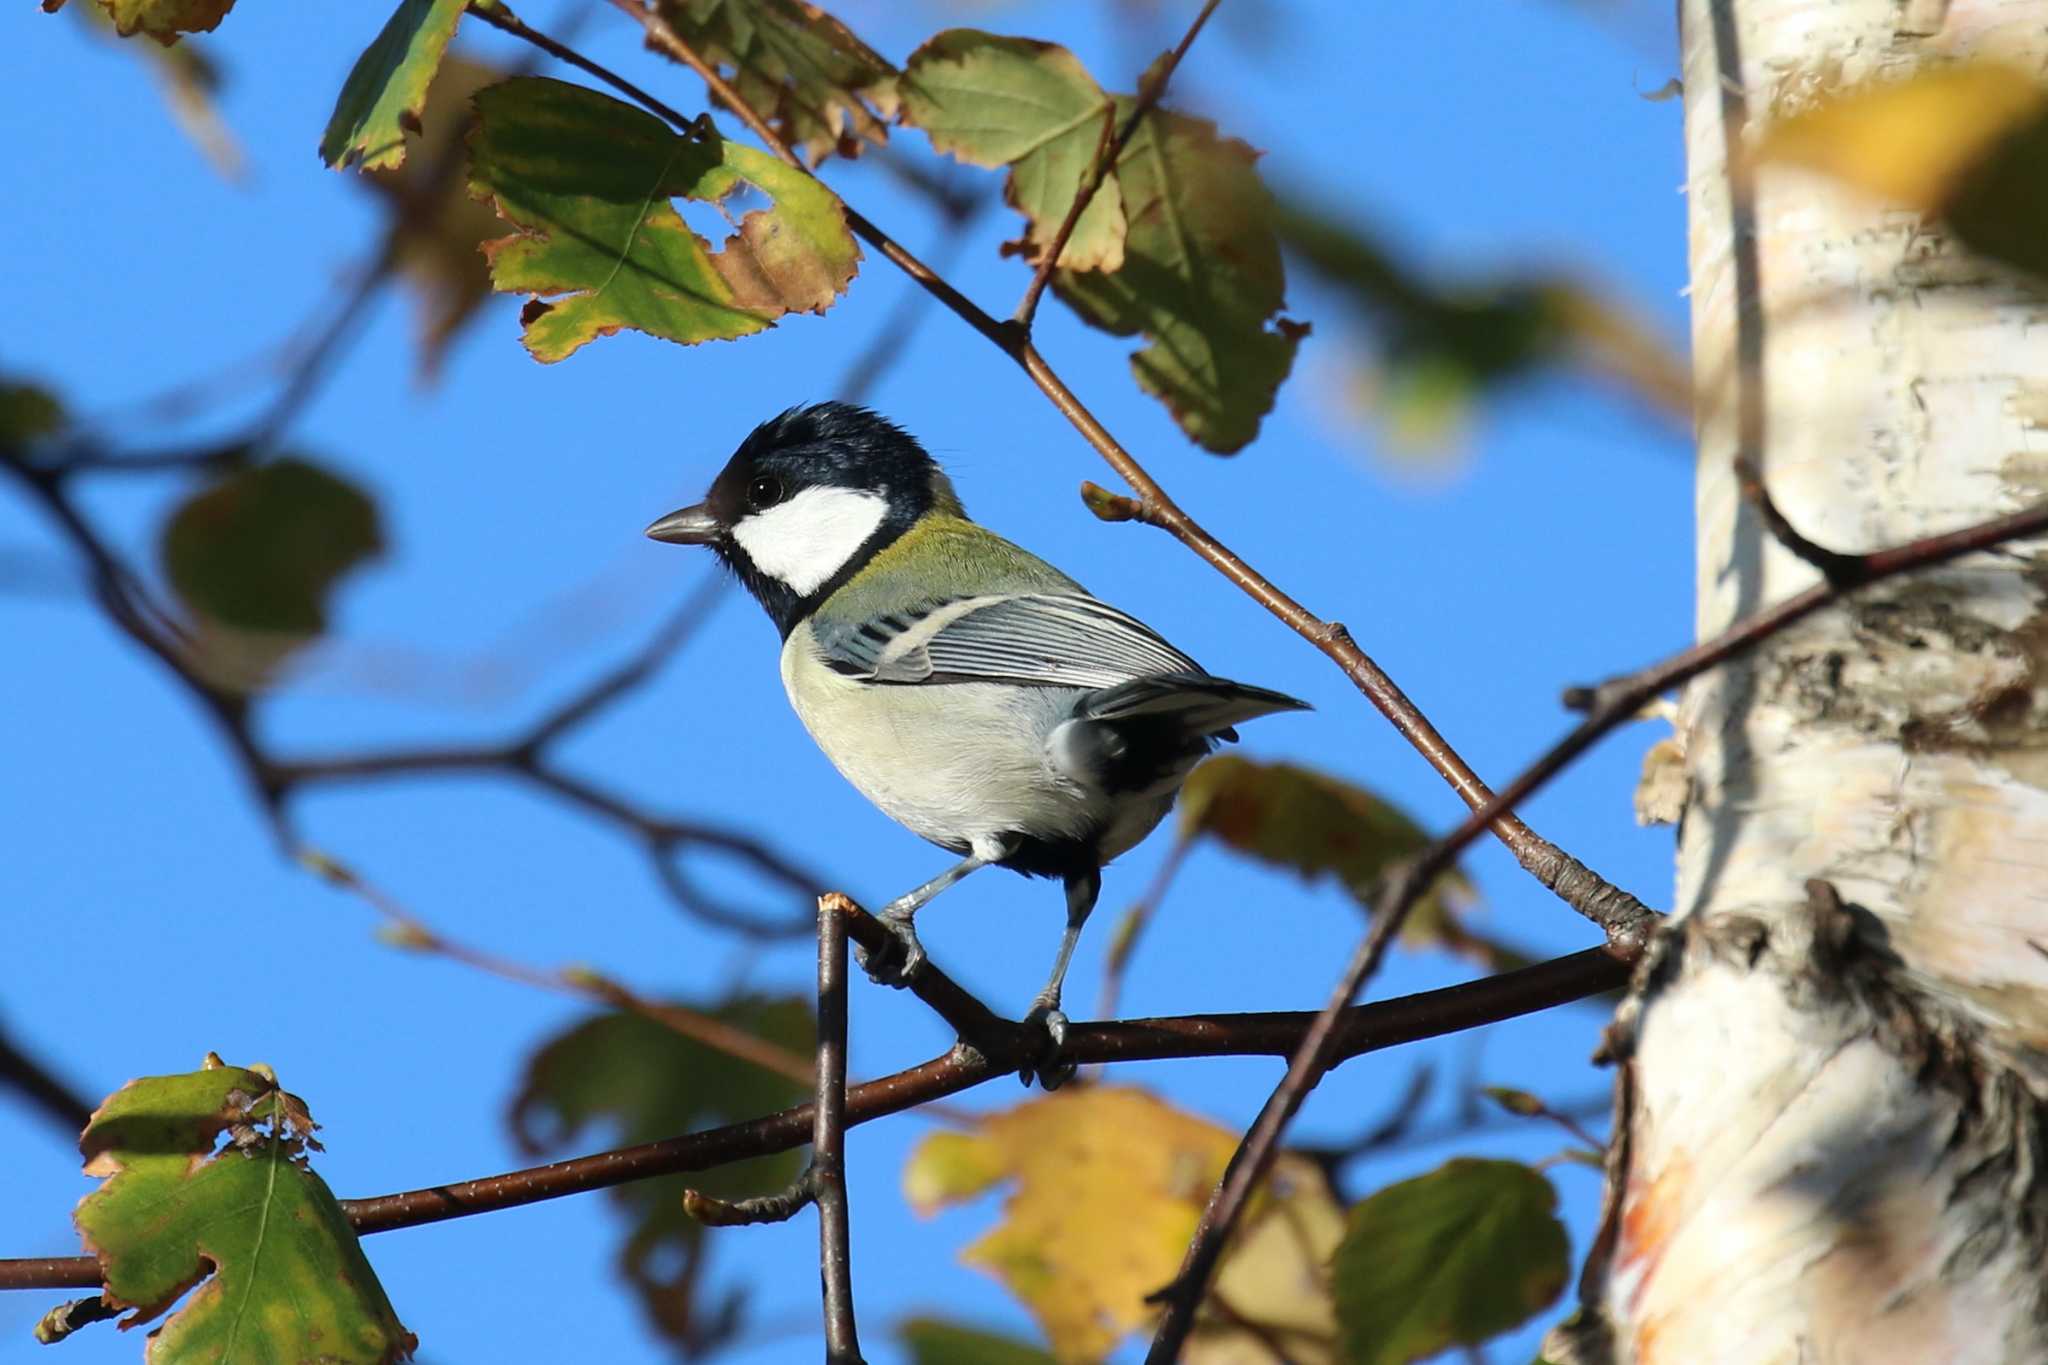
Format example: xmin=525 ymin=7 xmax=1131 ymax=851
xmin=1549 ymin=2 xmax=2048 ymax=1360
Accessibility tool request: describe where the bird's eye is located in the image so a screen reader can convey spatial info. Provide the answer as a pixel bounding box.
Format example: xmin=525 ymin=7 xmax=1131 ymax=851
xmin=746 ymin=475 xmax=785 ymax=510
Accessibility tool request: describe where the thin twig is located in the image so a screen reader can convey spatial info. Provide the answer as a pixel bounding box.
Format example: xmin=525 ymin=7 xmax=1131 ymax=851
xmin=1012 ymin=0 xmax=1224 ymax=328
xmin=1733 ymin=455 xmax=1869 ymax=586
xmin=1141 ymin=487 xmax=2048 ymax=1360
xmin=0 ymin=1029 xmax=94 ymax=1136
xmin=0 ymin=937 xmax=1632 ymax=1293
xmin=307 ymin=851 xmax=818 ymax=1086
xmin=1094 ymin=834 xmax=1195 ymax=1024
xmin=812 ymin=895 xmax=862 ymax=1363
xmin=0 ymin=460 xmax=823 ymax=935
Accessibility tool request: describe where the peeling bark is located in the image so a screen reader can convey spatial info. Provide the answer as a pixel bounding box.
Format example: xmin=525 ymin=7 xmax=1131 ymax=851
xmin=1549 ymin=2 xmax=2048 ymax=1359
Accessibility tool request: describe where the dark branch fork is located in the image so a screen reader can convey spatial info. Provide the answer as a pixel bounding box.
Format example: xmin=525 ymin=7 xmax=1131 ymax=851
xmin=1140 ymin=474 xmax=2048 ymax=1358
xmin=0 ymin=908 xmax=1632 ymax=1293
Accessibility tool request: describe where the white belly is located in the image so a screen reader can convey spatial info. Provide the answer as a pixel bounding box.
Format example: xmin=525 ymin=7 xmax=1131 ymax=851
xmin=781 ymin=629 xmax=1134 ymax=856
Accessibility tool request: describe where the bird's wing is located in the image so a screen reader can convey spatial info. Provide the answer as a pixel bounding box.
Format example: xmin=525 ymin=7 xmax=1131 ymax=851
xmin=815 ymin=592 xmax=1202 ymax=690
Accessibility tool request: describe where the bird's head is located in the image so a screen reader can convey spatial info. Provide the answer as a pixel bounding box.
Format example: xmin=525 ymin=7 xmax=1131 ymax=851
xmin=646 ymin=402 xmax=964 ymax=635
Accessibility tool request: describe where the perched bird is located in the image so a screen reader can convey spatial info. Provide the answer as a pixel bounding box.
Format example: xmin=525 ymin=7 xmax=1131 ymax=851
xmin=646 ymin=403 xmax=1307 ymax=1084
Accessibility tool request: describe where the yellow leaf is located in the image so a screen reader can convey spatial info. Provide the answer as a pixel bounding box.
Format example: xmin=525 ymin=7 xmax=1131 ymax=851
xmin=1189 ymin=1153 xmax=1344 ymax=1364
xmin=904 ymin=1131 xmax=1009 ymax=1213
xmin=1756 ymin=62 xmax=2046 ymax=211
xmin=903 ymin=1087 xmax=1341 ymax=1363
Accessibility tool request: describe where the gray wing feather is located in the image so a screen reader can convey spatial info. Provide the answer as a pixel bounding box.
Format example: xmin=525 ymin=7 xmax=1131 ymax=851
xmin=817 ymin=593 xmax=1200 ymax=689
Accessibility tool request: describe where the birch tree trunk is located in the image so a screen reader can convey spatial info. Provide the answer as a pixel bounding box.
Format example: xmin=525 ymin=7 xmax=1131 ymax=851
xmin=1549 ymin=2 xmax=2048 ymax=1360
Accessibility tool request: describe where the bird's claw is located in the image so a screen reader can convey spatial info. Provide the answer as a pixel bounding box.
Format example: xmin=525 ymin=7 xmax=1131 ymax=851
xmin=1020 ymin=1000 xmax=1074 ymax=1090
xmin=855 ymin=909 xmax=926 ymax=988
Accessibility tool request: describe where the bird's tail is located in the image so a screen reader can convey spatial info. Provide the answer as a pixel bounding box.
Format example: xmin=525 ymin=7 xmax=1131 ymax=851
xmin=1079 ymin=673 xmax=1311 ymax=739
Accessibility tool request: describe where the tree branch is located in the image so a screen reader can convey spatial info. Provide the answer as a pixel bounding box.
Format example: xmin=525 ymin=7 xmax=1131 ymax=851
xmin=471 ymin=0 xmax=1656 ymax=952
xmin=1141 ymin=484 xmax=2048 ymax=1360
xmin=0 ymin=940 xmax=1631 ymax=1293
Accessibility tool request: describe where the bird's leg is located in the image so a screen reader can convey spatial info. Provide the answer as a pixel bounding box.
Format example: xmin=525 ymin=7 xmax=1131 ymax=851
xmin=1022 ymin=868 xmax=1100 ymax=1090
xmin=858 ymin=841 xmax=1006 ymax=987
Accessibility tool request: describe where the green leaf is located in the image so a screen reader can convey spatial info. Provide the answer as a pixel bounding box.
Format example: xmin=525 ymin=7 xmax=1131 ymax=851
xmin=1332 ymin=1158 xmax=1568 ymax=1365
xmin=899 ymin=1317 xmax=1057 ymax=1365
xmin=900 ymin=30 xmax=1300 ymax=452
xmin=651 ymin=0 xmax=898 ymax=165
xmin=75 ymin=1057 xmax=415 ymax=1363
xmin=1277 ymin=199 xmax=1689 ymax=448
xmin=54 ymin=0 xmax=234 ymax=46
xmin=511 ymin=994 xmax=811 ymax=1353
xmin=467 ymin=76 xmax=861 ymax=361
xmin=1052 ymin=99 xmax=1304 ymax=453
xmin=160 ymin=458 xmax=383 ymax=682
xmin=899 ymin=31 xmax=1125 ymax=271
xmin=320 ymin=0 xmax=466 ymax=172
xmin=0 ymin=380 xmax=65 ymax=450
xmin=1177 ymin=756 xmax=1482 ymax=958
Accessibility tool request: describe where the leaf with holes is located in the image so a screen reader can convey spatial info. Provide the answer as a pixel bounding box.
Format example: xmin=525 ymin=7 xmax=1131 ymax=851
xmin=75 ymin=1056 xmax=415 ymax=1364
xmin=467 ymin=76 xmax=860 ymax=360
xmin=45 ymin=0 xmax=234 ymax=46
xmin=904 ymin=1086 xmax=1342 ymax=1362
xmin=651 ymin=0 xmax=898 ymax=165
xmin=1051 ymin=96 xmax=1304 ymax=453
xmin=1332 ymin=1158 xmax=1568 ymax=1365
xmin=899 ymin=30 xmax=1125 ymax=272
xmin=1178 ymin=756 xmax=1495 ymax=963
xmin=320 ymin=0 xmax=466 ymax=172
xmin=512 ymin=994 xmax=811 ymax=1353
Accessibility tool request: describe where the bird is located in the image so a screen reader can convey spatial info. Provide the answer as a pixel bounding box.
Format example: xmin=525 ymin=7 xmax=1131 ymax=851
xmin=645 ymin=403 xmax=1308 ymax=1085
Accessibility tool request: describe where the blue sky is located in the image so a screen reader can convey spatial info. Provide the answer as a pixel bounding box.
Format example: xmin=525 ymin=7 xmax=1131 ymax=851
xmin=1 ymin=2 xmax=1689 ymax=1361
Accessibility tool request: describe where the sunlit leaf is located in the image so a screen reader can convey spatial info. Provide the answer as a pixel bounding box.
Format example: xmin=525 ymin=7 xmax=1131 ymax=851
xmin=46 ymin=0 xmax=234 ymax=46
xmin=1178 ymin=756 xmax=1487 ymax=960
xmin=320 ymin=0 xmax=466 ymax=172
xmin=899 ymin=30 xmax=1124 ymax=271
xmin=160 ymin=458 xmax=384 ymax=684
xmin=1331 ymin=1158 xmax=1567 ymax=1365
xmin=467 ymin=76 xmax=861 ymax=361
xmin=899 ymin=1317 xmax=1056 ymax=1365
xmin=358 ymin=55 xmax=511 ymax=376
xmin=1755 ymin=62 xmax=2044 ymax=213
xmin=75 ymin=1057 xmax=415 ymax=1364
xmin=511 ymin=995 xmax=811 ymax=1354
xmin=1634 ymin=734 xmax=1684 ymax=826
xmin=67 ymin=3 xmax=244 ymax=180
xmin=1191 ymin=1153 xmax=1345 ymax=1363
xmin=904 ymin=1087 xmax=1340 ymax=1362
xmin=652 ymin=0 xmax=898 ymax=165
xmin=1052 ymin=98 xmax=1303 ymax=453
xmin=900 ymin=30 xmax=1301 ymax=453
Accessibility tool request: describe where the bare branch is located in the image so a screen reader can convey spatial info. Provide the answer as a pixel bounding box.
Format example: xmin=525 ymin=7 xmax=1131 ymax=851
xmin=811 ymin=895 xmax=862 ymax=1363
xmin=1142 ymin=489 xmax=2048 ymax=1360
xmin=0 ymin=936 xmax=1632 ymax=1293
xmin=1733 ymin=455 xmax=1865 ymax=585
xmin=0 ymin=1028 xmax=93 ymax=1136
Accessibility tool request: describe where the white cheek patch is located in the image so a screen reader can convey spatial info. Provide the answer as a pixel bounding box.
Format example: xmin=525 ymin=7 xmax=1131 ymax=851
xmin=731 ymin=486 xmax=890 ymax=597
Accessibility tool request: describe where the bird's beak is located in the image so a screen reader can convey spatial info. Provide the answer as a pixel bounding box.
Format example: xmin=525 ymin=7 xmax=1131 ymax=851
xmin=644 ymin=503 xmax=721 ymax=545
